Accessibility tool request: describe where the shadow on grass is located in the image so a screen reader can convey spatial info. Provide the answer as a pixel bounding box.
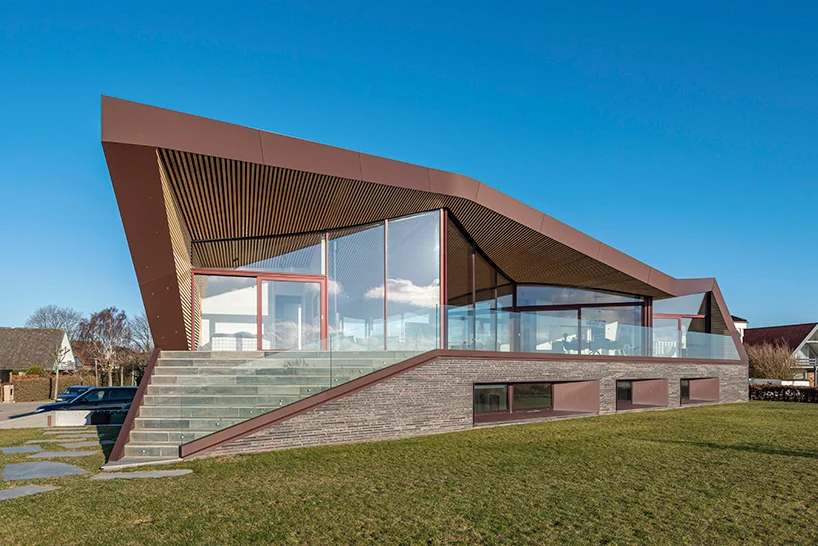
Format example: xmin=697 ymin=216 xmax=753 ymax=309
xmin=650 ymin=439 xmax=818 ymax=459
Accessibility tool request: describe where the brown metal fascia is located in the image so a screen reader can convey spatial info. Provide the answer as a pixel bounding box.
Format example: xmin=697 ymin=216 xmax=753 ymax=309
xmin=102 ymin=141 xmax=188 ymax=350
xmin=108 ymin=347 xmax=161 ymax=462
xmin=100 ymin=96 xmax=679 ymax=297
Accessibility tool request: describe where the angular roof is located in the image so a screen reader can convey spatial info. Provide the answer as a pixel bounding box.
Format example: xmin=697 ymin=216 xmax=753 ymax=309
xmin=744 ymin=323 xmax=818 ymax=353
xmin=0 ymin=328 xmax=65 ymax=370
xmin=101 ymin=96 xmax=744 ymax=358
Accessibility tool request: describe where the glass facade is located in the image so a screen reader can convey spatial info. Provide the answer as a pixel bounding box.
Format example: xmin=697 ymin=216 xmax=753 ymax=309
xmin=386 ymin=211 xmax=440 ymax=351
xmin=195 ymin=275 xmax=258 ymax=351
xmin=328 ymin=223 xmax=385 ymax=350
xmin=189 ymin=209 xmax=738 ymax=360
xmin=260 ymin=280 xmax=321 ymax=350
xmin=512 ymin=383 xmax=553 ymax=411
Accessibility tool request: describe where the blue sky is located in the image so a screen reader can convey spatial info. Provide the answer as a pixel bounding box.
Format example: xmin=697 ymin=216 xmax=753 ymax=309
xmin=1 ymin=1 xmax=816 ymax=328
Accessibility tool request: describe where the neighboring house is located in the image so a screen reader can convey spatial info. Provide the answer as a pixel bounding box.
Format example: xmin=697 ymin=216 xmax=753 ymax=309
xmin=731 ymin=315 xmax=748 ymax=342
xmin=744 ymin=322 xmax=818 ymax=385
xmin=0 ymin=327 xmax=78 ymax=377
xmin=102 ymin=97 xmax=747 ymax=465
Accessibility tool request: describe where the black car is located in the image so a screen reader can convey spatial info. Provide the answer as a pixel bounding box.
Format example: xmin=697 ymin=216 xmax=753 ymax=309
xmin=35 ymin=387 xmax=138 ymax=413
xmin=54 ymin=385 xmax=94 ymax=403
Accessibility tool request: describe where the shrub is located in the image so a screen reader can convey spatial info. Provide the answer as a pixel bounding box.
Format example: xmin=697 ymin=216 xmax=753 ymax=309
xmin=25 ymin=365 xmax=45 ymax=377
xmin=13 ymin=378 xmax=51 ymax=402
xmin=745 ymin=341 xmax=798 ymax=380
xmin=749 ymin=384 xmax=818 ymax=403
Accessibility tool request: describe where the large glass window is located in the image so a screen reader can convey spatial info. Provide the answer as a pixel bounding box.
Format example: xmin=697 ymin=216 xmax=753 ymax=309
xmin=517 ymin=285 xmax=642 ymax=307
xmin=521 ymin=310 xmax=579 ymax=353
xmin=653 ymin=293 xmax=707 ymax=315
xmin=386 ymin=211 xmax=440 ymax=351
xmin=582 ymin=306 xmax=642 ymax=356
xmin=474 ymin=384 xmax=508 ymax=413
xmin=195 ymin=275 xmax=258 ymax=351
xmin=261 ymin=280 xmax=322 ymax=350
xmin=328 ymin=224 xmax=385 ymax=350
xmin=512 ymin=383 xmax=552 ymax=411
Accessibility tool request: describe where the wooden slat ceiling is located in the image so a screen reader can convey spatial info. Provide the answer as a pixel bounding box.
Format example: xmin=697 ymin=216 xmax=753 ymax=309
xmin=159 ymin=148 xmax=669 ymax=297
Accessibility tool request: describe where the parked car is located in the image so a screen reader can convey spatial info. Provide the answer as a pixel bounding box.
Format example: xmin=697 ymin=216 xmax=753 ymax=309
xmin=54 ymin=385 xmax=94 ymax=403
xmin=35 ymin=387 xmax=138 ymax=413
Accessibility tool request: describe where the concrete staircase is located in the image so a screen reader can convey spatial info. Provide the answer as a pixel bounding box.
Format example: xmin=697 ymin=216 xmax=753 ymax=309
xmin=117 ymin=349 xmax=414 ymax=464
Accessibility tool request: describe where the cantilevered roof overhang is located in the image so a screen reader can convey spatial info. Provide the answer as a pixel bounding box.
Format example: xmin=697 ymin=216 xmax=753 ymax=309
xmin=101 ymin=95 xmax=744 ymax=359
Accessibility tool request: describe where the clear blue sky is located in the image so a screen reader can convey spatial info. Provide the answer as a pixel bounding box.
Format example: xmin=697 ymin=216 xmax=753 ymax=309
xmin=1 ymin=1 xmax=816 ymax=328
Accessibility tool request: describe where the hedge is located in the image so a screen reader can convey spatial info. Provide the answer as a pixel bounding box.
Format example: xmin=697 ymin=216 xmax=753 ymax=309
xmin=10 ymin=375 xmax=89 ymax=402
xmin=13 ymin=378 xmax=51 ymax=402
xmin=749 ymin=384 xmax=818 ymax=403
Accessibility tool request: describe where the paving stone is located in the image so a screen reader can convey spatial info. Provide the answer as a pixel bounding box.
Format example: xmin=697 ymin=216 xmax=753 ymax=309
xmin=1 ymin=446 xmax=43 ymax=454
xmin=28 ymin=451 xmax=97 ymax=459
xmin=91 ymin=469 xmax=193 ymax=480
xmin=0 ymin=485 xmax=59 ymax=501
xmin=58 ymin=441 xmax=115 ymax=449
xmin=26 ymin=439 xmax=77 ymax=444
xmin=1 ymin=461 xmax=88 ymax=480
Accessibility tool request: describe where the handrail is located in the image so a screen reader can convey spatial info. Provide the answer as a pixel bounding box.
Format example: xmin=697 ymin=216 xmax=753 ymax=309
xmin=108 ymin=347 xmax=161 ymax=463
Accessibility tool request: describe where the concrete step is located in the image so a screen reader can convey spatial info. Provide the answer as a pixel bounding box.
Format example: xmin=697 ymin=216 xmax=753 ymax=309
xmin=123 ymin=444 xmax=181 ymax=458
xmin=145 ymin=384 xmax=330 ymax=396
xmin=149 ymin=374 xmax=359 ymax=386
xmin=135 ymin=416 xmax=250 ymax=430
xmin=130 ymin=429 xmax=214 ymax=444
xmin=139 ymin=405 xmax=278 ymax=418
xmin=160 ymin=350 xmax=417 ymax=360
xmin=153 ymin=365 xmax=381 ymax=376
xmin=142 ymin=394 xmax=306 ymax=406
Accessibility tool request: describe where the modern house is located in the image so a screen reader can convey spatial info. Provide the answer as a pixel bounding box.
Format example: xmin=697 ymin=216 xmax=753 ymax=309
xmin=102 ymin=96 xmax=748 ymax=465
xmin=744 ymin=322 xmax=818 ymax=385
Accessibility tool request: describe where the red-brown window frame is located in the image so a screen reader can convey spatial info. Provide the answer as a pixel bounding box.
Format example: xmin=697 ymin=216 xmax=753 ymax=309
xmin=190 ymin=268 xmax=328 ymax=352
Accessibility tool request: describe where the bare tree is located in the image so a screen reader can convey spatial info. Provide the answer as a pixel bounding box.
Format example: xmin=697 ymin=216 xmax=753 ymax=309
xmin=25 ymin=305 xmax=85 ymax=340
xmin=127 ymin=313 xmax=154 ymax=385
xmin=51 ymin=338 xmax=72 ymax=399
xmin=130 ymin=313 xmax=154 ymax=354
xmin=77 ymin=308 xmax=131 ymax=387
xmin=745 ymin=340 xmax=798 ymax=380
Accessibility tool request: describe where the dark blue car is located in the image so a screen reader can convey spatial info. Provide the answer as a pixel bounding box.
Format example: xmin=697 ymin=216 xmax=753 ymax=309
xmin=35 ymin=387 xmax=137 ymax=413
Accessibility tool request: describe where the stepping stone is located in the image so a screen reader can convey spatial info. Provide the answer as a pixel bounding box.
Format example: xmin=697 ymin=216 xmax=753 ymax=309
xmin=26 ymin=439 xmax=77 ymax=444
xmin=91 ymin=469 xmax=193 ymax=480
xmin=1 ymin=461 xmax=87 ymax=480
xmin=0 ymin=485 xmax=59 ymax=501
xmin=1 ymin=446 xmax=43 ymax=454
xmin=58 ymin=441 xmax=115 ymax=449
xmin=29 ymin=449 xmax=97 ymax=458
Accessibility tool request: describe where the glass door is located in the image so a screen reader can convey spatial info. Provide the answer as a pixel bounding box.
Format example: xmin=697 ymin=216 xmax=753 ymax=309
xmin=260 ymin=279 xmax=324 ymax=350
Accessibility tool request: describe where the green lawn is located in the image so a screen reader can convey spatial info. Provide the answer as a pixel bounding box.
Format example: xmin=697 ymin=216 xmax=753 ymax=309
xmin=2 ymin=402 xmax=818 ymax=545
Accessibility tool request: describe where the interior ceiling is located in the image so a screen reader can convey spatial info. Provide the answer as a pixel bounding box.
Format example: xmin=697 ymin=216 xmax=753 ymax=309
xmin=159 ymin=148 xmax=670 ymax=298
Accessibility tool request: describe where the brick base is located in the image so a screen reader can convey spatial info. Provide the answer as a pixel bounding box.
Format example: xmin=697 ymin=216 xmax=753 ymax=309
xmin=200 ymin=357 xmax=748 ymax=458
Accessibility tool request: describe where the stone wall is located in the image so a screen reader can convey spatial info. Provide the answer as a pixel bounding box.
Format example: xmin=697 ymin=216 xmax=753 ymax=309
xmin=201 ymin=357 xmax=748 ymax=458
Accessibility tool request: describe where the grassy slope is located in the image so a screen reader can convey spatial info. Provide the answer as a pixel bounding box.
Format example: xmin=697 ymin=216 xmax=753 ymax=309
xmin=1 ymin=402 xmax=817 ymax=545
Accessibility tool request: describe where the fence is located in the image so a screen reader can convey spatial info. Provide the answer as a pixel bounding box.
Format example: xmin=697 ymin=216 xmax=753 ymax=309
xmin=749 ymin=384 xmax=818 ymax=403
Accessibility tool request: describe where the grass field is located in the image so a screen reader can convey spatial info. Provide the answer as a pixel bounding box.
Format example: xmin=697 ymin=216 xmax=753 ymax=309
xmin=1 ymin=402 xmax=817 ymax=545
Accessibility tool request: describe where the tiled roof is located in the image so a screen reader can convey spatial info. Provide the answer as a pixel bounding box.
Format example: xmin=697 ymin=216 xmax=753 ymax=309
xmin=0 ymin=328 xmax=66 ymax=370
xmin=744 ymin=323 xmax=818 ymax=352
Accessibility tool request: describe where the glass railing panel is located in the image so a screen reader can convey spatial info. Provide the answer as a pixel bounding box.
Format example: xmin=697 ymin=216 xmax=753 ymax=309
xmin=580 ymin=320 xmax=644 ymax=357
xmin=178 ymin=307 xmax=439 ymax=446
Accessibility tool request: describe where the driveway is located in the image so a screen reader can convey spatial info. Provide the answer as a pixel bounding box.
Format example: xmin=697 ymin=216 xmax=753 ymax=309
xmin=0 ymin=402 xmax=45 ymax=422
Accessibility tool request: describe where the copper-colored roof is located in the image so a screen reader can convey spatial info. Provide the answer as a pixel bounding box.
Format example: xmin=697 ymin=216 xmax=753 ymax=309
xmin=744 ymin=323 xmax=818 ymax=352
xmin=100 ymin=96 xmax=744 ymax=358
